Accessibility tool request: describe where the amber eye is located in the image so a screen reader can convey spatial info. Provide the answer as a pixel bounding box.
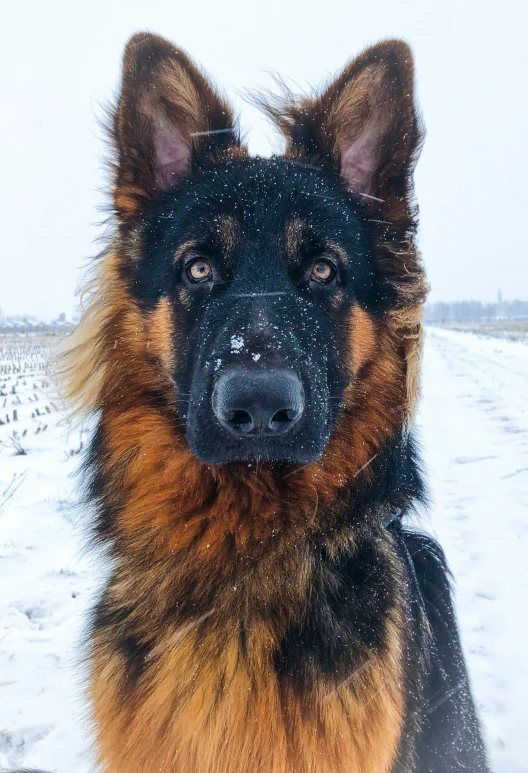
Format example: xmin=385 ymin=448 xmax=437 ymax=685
xmin=310 ymin=259 xmax=335 ymax=284
xmin=186 ymin=259 xmax=213 ymax=283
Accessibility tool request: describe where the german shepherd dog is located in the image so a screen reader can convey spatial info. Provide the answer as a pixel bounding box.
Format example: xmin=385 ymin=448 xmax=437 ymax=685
xmin=51 ymin=33 xmax=491 ymax=773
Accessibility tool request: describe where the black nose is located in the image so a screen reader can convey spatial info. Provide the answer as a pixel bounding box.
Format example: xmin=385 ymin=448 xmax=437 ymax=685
xmin=212 ymin=369 xmax=304 ymax=437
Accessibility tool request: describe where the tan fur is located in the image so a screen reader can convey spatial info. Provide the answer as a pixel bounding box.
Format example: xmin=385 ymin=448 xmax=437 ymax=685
xmin=387 ymin=304 xmax=425 ymax=427
xmin=58 ymin=253 xmax=123 ymax=417
xmin=146 ymin=298 xmax=175 ymax=373
xmin=90 ymin=537 xmax=406 ymax=773
xmin=284 ymin=217 xmax=305 ymax=257
xmin=172 ymin=240 xmax=199 ymax=264
xmin=91 ymin=638 xmax=404 ymax=773
xmin=349 ymin=304 xmax=377 ymax=374
xmin=217 ymin=214 xmax=240 ymax=254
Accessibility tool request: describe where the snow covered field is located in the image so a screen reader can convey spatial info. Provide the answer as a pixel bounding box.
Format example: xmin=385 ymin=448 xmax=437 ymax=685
xmin=0 ymin=327 xmax=526 ymax=772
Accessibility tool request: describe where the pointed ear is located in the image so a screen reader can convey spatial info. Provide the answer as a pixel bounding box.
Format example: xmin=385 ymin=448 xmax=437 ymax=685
xmin=112 ymin=33 xmax=244 ymax=220
xmin=270 ymin=40 xmax=422 ymax=206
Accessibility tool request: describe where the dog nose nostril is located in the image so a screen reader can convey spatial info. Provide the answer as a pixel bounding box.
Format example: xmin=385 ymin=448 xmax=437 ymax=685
xmin=213 ymin=370 xmax=304 ymax=438
xmin=227 ymin=409 xmax=253 ymax=431
xmin=270 ymin=408 xmax=298 ymax=428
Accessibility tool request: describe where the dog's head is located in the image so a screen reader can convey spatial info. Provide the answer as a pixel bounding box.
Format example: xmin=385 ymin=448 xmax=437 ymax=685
xmin=66 ymin=34 xmax=426 ymax=481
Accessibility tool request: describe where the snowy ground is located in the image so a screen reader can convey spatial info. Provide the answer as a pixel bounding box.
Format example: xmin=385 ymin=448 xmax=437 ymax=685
xmin=0 ymin=328 xmax=526 ymax=772
xmin=418 ymin=327 xmax=528 ymax=772
xmin=0 ymin=336 xmax=96 ymax=773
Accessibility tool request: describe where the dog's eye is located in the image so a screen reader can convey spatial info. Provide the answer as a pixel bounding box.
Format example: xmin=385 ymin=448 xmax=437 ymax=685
xmin=186 ymin=259 xmax=213 ymax=283
xmin=310 ymin=259 xmax=335 ymax=284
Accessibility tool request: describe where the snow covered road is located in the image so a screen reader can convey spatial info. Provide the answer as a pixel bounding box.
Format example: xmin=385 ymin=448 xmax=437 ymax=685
xmin=0 ymin=328 xmax=526 ymax=772
xmin=419 ymin=328 xmax=528 ymax=773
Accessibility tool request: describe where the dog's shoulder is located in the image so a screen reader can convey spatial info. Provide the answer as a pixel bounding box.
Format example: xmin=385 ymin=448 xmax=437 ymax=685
xmin=400 ymin=528 xmax=453 ymax=621
xmin=392 ymin=524 xmax=491 ymax=772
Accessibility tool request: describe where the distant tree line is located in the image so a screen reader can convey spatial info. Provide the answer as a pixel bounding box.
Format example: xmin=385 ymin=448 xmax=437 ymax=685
xmin=0 ymin=313 xmax=75 ymax=334
xmin=425 ymin=299 xmax=528 ymax=324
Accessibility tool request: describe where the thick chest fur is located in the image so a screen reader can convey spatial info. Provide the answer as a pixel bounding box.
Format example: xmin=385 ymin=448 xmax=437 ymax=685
xmin=89 ymin=536 xmax=407 ymax=773
xmin=91 ymin=625 xmax=404 ymax=773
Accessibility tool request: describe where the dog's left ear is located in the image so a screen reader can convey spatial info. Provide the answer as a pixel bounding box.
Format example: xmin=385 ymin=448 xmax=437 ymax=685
xmin=112 ymin=32 xmax=244 ymax=221
xmin=271 ymin=40 xmax=422 ymax=207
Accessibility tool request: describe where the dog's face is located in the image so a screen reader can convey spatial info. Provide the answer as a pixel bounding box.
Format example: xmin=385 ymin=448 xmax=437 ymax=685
xmin=133 ymin=158 xmax=387 ymax=464
xmin=103 ymin=34 xmax=425 ymax=470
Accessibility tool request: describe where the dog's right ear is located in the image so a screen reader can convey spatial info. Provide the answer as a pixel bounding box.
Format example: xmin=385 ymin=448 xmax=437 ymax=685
xmin=112 ymin=33 xmax=243 ymax=221
xmin=262 ymin=40 xmax=422 ymax=212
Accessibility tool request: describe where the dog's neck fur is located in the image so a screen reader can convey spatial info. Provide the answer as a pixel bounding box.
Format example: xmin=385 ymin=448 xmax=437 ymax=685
xmin=89 ymin=395 xmax=412 ymax=773
xmin=90 ymin=389 xmax=420 ymax=627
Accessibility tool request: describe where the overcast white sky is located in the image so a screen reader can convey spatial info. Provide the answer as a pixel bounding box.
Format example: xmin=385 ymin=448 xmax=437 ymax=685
xmin=1 ymin=0 xmax=527 ymax=318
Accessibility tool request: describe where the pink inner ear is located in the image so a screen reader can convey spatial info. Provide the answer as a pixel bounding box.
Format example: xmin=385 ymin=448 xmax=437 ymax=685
xmin=340 ymin=128 xmax=382 ymax=196
xmin=152 ymin=122 xmax=191 ymax=190
xmin=339 ymin=94 xmax=392 ymax=197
